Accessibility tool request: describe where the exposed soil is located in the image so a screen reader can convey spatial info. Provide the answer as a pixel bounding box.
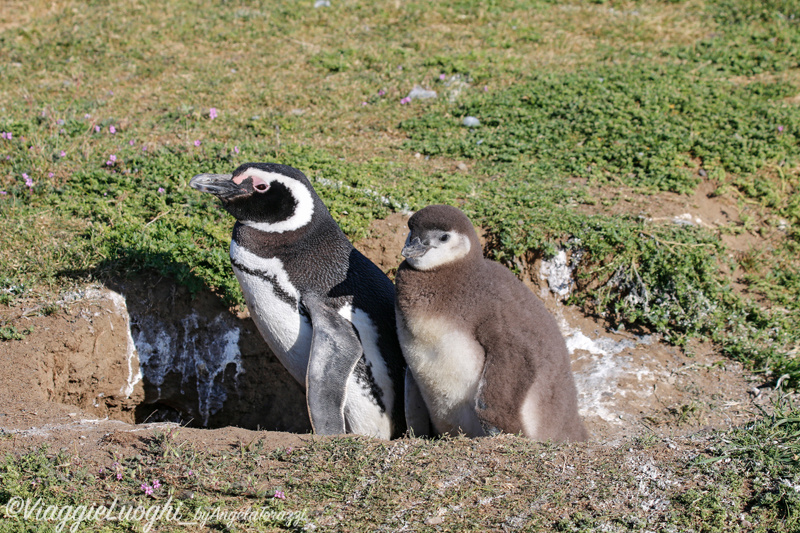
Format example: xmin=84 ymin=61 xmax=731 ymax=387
xmin=0 ymin=187 xmax=781 ymax=485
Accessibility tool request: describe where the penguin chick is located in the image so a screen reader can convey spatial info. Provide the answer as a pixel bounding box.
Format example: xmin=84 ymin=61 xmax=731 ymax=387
xmin=190 ymin=163 xmax=406 ymax=439
xmin=394 ymin=205 xmax=587 ymax=442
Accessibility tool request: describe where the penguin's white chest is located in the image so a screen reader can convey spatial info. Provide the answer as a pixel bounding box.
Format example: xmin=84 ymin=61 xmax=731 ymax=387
xmin=230 ymin=242 xmax=310 ymax=384
xmin=396 ymin=312 xmax=485 ymax=436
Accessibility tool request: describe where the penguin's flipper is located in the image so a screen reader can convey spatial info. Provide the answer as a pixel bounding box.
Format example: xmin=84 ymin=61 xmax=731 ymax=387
xmin=404 ymin=369 xmax=433 ymax=437
xmin=303 ymin=294 xmax=363 ymax=435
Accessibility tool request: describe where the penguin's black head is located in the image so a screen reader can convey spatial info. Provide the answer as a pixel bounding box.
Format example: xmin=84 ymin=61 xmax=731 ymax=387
xmin=190 ymin=163 xmax=318 ymax=233
xmin=402 ymin=204 xmax=479 ymax=271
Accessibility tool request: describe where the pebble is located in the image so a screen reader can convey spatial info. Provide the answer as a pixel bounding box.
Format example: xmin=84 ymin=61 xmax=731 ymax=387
xmin=408 ymin=86 xmax=437 ymax=100
xmin=462 ymin=116 xmax=480 ymax=127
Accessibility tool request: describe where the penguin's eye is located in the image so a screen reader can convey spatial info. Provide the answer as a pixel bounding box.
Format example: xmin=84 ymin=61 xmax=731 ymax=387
xmin=440 ymin=234 xmax=450 ymax=242
xmin=254 ymin=182 xmax=269 ymax=193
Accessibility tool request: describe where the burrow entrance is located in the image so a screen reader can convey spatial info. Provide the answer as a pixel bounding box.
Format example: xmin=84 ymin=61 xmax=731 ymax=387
xmin=9 ymin=278 xmax=312 ymax=432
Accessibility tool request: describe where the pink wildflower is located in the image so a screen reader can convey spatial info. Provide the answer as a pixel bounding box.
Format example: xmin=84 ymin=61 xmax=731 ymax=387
xmin=400 ymin=97 xmax=412 ymax=105
xmin=157 ymin=187 xmax=165 ymax=194
xmin=209 ymin=107 xmax=218 ymax=120
xmin=153 ymin=479 xmax=161 ymax=489
xmin=378 ymin=89 xmax=386 ymax=97
xmin=48 ymin=172 xmax=54 ymax=178
xmin=194 ymin=140 xmax=201 ymax=147
xmin=361 ymin=101 xmax=368 ymax=106
xmin=273 ymin=490 xmax=286 ymax=500
xmin=439 ymin=73 xmax=446 ymax=80
xmin=59 ymin=150 xmax=66 ymax=157
xmin=84 ymin=114 xmax=91 ymax=119
xmin=129 ymin=139 xmax=135 ymax=146
xmin=778 ymin=125 xmax=785 ymax=133
xmin=234 ymin=146 xmax=239 ymax=154
xmin=95 ymin=126 xmax=101 ymax=133
xmin=0 ymin=191 xmax=7 ymax=196
xmin=109 ymin=125 xmax=116 ymax=134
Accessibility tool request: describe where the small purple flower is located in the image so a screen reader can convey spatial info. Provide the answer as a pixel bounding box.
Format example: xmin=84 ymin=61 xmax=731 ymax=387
xmin=400 ymin=97 xmax=412 ymax=105
xmin=234 ymin=146 xmax=240 ymax=154
xmin=59 ymin=150 xmax=66 ymax=157
xmin=157 ymin=187 xmax=165 ymax=194
xmin=0 ymin=191 xmax=7 ymax=196
xmin=109 ymin=154 xmax=117 ymax=162
xmin=41 ymin=110 xmax=47 ymax=117
xmin=84 ymin=114 xmax=91 ymax=119
xmin=129 ymin=139 xmax=135 ymax=146
xmin=48 ymin=172 xmax=54 ymax=178
xmin=209 ymin=107 xmax=218 ymax=120
xmin=142 ymin=146 xmax=148 ymax=152
xmin=153 ymin=479 xmax=161 ymax=489
xmin=273 ymin=490 xmax=286 ymax=500
xmin=188 ymin=470 xmax=194 ymax=476
xmin=778 ymin=125 xmax=785 ymax=133
xmin=141 ymin=484 xmax=153 ymax=496
xmin=95 ymin=126 xmax=101 ymax=133
xmin=439 ymin=73 xmax=446 ymax=81
xmin=194 ymin=140 xmax=201 ymax=147
xmin=109 ymin=125 xmax=116 ymax=134
xmin=483 ymin=85 xmax=489 ymax=92
xmin=22 ymin=173 xmax=33 ymax=188
xmin=361 ymin=101 xmax=368 ymax=106
xmin=378 ymin=89 xmax=386 ymax=97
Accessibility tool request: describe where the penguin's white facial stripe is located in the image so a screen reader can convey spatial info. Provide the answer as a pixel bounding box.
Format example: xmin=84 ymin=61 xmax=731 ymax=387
xmin=404 ymin=231 xmax=471 ymax=271
xmin=236 ymin=168 xmax=315 ymax=233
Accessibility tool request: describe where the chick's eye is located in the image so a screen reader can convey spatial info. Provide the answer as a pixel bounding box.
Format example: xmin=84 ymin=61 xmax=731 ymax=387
xmin=440 ymin=234 xmax=450 ymax=242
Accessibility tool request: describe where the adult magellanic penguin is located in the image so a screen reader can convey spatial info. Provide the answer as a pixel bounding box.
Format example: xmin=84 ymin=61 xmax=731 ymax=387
xmin=190 ymin=163 xmax=406 ymax=439
xmin=395 ymin=205 xmax=588 ymax=442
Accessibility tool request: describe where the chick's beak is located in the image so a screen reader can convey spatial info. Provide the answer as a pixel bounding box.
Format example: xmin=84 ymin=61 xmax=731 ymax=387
xmin=401 ymin=236 xmax=429 ymax=259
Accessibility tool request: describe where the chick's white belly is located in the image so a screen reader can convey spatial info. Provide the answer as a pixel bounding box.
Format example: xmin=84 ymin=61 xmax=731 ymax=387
xmin=397 ymin=314 xmax=485 ymax=436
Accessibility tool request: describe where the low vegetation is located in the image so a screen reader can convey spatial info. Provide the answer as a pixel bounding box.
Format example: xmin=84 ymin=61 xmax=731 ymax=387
xmin=1 ymin=0 xmax=799 ymax=530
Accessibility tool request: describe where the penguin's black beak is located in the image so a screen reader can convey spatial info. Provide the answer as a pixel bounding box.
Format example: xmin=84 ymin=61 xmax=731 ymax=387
xmin=190 ymin=173 xmax=248 ymax=201
xmin=401 ymin=236 xmax=429 ymax=259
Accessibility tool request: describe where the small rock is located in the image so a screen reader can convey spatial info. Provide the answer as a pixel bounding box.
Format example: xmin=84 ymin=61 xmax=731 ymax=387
xmin=314 ymin=0 xmax=331 ymax=7
xmin=425 ymin=516 xmax=445 ymax=525
xmin=408 ymin=85 xmax=437 ymax=100
xmin=456 ymin=162 xmax=468 ymax=171
xmin=462 ymin=116 xmax=480 ymax=128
